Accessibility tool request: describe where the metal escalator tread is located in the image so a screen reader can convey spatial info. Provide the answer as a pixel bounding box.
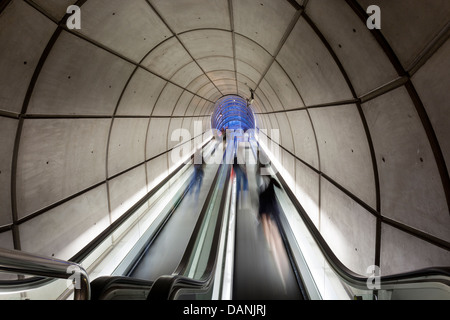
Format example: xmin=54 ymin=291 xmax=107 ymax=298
xmin=128 ymin=161 xmax=221 ymax=282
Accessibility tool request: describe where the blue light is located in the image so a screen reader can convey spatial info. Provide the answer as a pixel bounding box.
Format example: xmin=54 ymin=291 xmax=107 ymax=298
xmin=211 ymin=95 xmax=255 ymax=132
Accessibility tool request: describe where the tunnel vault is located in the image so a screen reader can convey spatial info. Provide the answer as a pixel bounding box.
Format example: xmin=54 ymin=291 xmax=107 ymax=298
xmin=0 ymin=0 xmax=449 ymax=276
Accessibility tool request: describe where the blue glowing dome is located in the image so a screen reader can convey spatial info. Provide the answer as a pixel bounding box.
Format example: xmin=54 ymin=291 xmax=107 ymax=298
xmin=211 ymin=95 xmax=255 ymax=132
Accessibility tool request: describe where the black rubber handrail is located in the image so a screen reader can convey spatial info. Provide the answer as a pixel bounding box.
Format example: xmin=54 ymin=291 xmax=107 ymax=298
xmin=95 ymin=138 xmax=449 ymax=300
xmin=274 ymin=171 xmax=450 ymax=284
xmin=255 ymin=140 xmax=450 ymax=292
xmin=90 ymin=276 xmax=154 ymax=300
xmin=0 ymin=138 xmax=216 ymax=293
xmin=71 ymin=138 xmax=215 ymax=264
xmin=147 ymin=143 xmax=233 ymax=300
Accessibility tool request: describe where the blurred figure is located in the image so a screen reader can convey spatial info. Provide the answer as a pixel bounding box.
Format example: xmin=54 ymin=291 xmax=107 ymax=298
xmin=257 ymin=162 xmax=289 ymax=290
xmin=189 ymin=149 xmax=205 ymax=202
xmin=233 ymin=155 xmax=248 ymax=205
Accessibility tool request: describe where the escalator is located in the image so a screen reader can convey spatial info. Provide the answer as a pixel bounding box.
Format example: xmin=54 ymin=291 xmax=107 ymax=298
xmin=232 ymin=141 xmax=305 ymax=300
xmin=87 ymin=136 xmax=450 ymax=301
xmin=125 ymin=146 xmax=222 ymax=282
xmin=0 ymin=136 xmax=449 ymax=300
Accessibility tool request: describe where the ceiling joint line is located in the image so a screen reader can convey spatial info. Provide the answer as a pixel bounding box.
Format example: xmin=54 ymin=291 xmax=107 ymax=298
xmin=228 ymin=0 xmax=240 ymax=97
xmin=345 ymin=0 xmax=450 ymax=216
xmin=254 ymin=7 xmax=304 ymax=93
xmin=144 ymin=0 xmax=224 ymax=98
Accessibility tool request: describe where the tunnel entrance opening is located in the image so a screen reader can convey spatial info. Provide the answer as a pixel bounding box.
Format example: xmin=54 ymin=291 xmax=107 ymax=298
xmin=211 ymin=95 xmax=256 ymax=134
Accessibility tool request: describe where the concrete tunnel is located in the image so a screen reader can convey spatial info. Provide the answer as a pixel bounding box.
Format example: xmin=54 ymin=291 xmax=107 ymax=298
xmin=0 ymin=0 xmax=449 ymax=291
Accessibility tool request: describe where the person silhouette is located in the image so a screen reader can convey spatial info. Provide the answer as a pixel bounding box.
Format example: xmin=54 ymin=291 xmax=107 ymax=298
xmin=190 ymin=149 xmax=205 ymax=201
xmin=233 ymin=155 xmax=248 ymax=202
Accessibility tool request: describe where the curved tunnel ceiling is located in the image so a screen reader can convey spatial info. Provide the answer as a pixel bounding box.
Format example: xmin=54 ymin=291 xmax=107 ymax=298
xmin=211 ymin=95 xmax=255 ymax=132
xmin=0 ymin=0 xmax=449 ymax=275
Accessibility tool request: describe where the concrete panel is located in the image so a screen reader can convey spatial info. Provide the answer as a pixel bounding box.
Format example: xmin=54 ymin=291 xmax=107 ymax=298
xmin=204 ymin=102 xmax=215 ymax=116
xmin=196 ymin=83 xmax=218 ymax=100
xmin=233 ymin=0 xmax=296 ymax=55
xmin=197 ymin=56 xmax=234 ymax=73
xmin=28 ymin=31 xmax=135 ymax=115
xmin=201 ymin=102 xmax=214 ymax=117
xmin=207 ymin=70 xmax=236 ymax=82
xmin=215 ymin=79 xmax=237 ymax=95
xmin=261 ymin=114 xmax=272 ymax=131
xmin=259 ymin=114 xmax=272 ymax=131
xmin=306 ymin=0 xmax=397 ymax=96
xmin=19 ymin=184 xmax=110 ymax=260
xmin=185 ymin=96 xmax=202 ymax=117
xmin=309 ymin=105 xmax=376 ymax=209
xmin=380 ymin=223 xmax=450 ymax=275
xmin=412 ymin=39 xmax=450 ymax=175
xmin=236 ymin=60 xmax=263 ymax=85
xmin=168 ymin=145 xmax=189 ymax=173
xmin=237 ymin=73 xmax=257 ymax=92
xmin=186 ymin=75 xmax=211 ymax=93
xmin=0 ymin=117 xmax=17 ymax=227
xmin=141 ymin=37 xmax=193 ymax=80
xmin=274 ymin=112 xmax=294 ymax=154
xmin=358 ymin=0 xmax=450 ymax=70
xmin=277 ymin=17 xmax=353 ymax=106
xmin=287 ymin=110 xmax=320 ymax=170
xmin=182 ymin=118 xmax=192 ymax=135
xmin=235 ymin=34 xmax=273 ymax=75
xmin=362 ymin=87 xmax=449 ymax=242
xmin=150 ymin=0 xmax=230 ymax=34
xmin=172 ymin=91 xmax=194 ymax=117
xmin=146 ymin=153 xmax=169 ymax=191
xmin=208 ymin=91 xmax=222 ymax=104
xmin=108 ymin=164 xmax=147 ymax=223
xmin=190 ymin=118 xmax=205 ymax=140
xmin=16 ymin=119 xmax=110 ymax=218
xmin=79 ymin=0 xmax=172 ymax=62
xmin=171 ymin=61 xmax=204 ymax=88
xmin=30 ymin=0 xmax=76 ymax=20
xmin=320 ymin=178 xmax=377 ymax=275
xmin=264 ymin=61 xmax=305 ymax=110
xmin=179 ymin=29 xmax=233 ymax=59
xmin=194 ymin=100 xmax=208 ymax=116
xmin=281 ymin=149 xmax=296 ymax=192
xmin=259 ymin=79 xmax=284 ymax=111
xmin=0 ymin=231 xmax=14 ymax=250
xmin=0 ymin=1 xmax=56 ymax=114
xmin=250 ymin=100 xmax=264 ymax=117
xmin=295 ymin=159 xmax=320 ymax=229
xmin=167 ymin=118 xmax=185 ymax=149
xmin=204 ymin=87 xmax=223 ymax=102
xmin=116 ymin=68 xmax=166 ymax=116
xmin=146 ymin=117 xmax=171 ymax=159
xmin=151 ymin=83 xmax=184 ymax=116
xmin=254 ymin=88 xmax=273 ymax=113
xmin=107 ymin=118 xmax=149 ymax=177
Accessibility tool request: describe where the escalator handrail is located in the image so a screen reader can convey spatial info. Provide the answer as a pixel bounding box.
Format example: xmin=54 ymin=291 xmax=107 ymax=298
xmin=147 ymin=143 xmax=233 ymax=300
xmin=250 ymin=137 xmax=449 ymax=296
xmin=264 ymin=151 xmax=450 ymax=291
xmin=0 ymin=138 xmax=214 ymax=297
xmin=274 ymin=170 xmax=450 ymax=285
xmin=90 ymin=276 xmax=154 ymax=300
xmin=0 ymin=247 xmax=90 ymax=300
xmin=124 ymin=177 xmax=194 ymax=277
xmin=71 ymin=137 xmax=215 ymax=264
